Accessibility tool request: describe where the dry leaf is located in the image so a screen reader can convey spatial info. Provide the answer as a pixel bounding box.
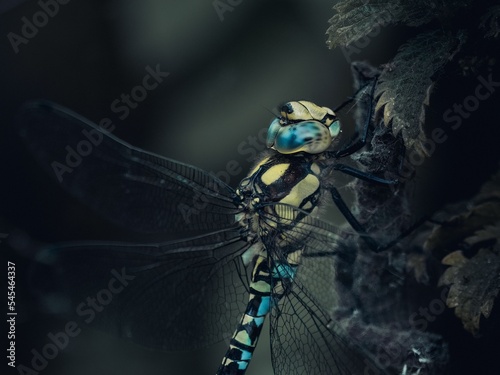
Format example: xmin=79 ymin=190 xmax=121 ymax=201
xmin=439 ymin=238 xmax=500 ymax=335
xmin=425 ymin=167 xmax=500 ymax=255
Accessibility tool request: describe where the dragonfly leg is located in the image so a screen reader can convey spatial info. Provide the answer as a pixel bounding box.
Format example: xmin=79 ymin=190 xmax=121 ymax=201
xmin=333 ymin=163 xmax=399 ymax=185
xmin=330 ymin=187 xmax=382 ymax=252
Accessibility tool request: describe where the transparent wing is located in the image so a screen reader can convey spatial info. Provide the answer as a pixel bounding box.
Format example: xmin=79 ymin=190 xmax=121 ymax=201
xmin=16 ymin=101 xmax=238 ymax=235
xmin=259 ymin=204 xmax=387 ymax=374
xmin=270 ymin=286 xmax=378 ymax=375
xmin=34 ymin=225 xmax=251 ymax=350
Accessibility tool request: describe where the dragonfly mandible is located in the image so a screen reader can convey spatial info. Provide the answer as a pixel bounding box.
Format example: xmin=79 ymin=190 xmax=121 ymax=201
xmin=17 ymin=76 xmax=399 ymax=375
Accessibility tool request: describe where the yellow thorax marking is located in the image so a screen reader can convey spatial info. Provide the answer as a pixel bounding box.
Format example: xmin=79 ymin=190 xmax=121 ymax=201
xmin=279 ymin=174 xmax=319 ymax=207
xmin=260 ymin=163 xmax=290 ymax=185
xmin=248 ymin=156 xmax=270 ymax=177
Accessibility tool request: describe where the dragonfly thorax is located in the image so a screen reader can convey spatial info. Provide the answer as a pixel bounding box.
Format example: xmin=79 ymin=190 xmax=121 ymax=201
xmin=236 ymin=153 xmax=323 ymax=245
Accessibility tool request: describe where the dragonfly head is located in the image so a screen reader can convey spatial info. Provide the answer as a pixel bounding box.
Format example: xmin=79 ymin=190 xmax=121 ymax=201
xmin=266 ymin=101 xmax=341 ymax=155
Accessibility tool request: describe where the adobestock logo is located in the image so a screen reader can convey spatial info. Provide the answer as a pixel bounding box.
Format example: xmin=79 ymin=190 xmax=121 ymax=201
xmin=442 ymin=72 xmax=500 ymax=130
xmin=50 ymin=64 xmax=169 ymax=183
xmin=7 ymin=0 xmax=71 ymax=54
xmin=213 ymin=0 xmax=243 ymax=22
xmin=393 ymin=71 xmax=499 ymax=180
xmin=178 ymin=125 xmax=269 ymax=224
xmin=16 ymin=268 xmax=135 ymax=375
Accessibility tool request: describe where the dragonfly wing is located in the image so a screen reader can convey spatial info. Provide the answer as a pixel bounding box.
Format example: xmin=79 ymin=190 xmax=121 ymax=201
xmin=260 ymin=204 xmax=387 ymax=374
xmin=259 ymin=203 xmax=361 ymax=315
xmin=269 ymin=284 xmax=382 ymax=375
xmin=17 ymin=101 xmax=238 ymax=235
xmin=34 ymin=226 xmax=251 ymax=350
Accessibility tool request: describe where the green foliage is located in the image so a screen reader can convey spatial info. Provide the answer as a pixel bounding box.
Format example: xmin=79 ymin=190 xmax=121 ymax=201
xmin=326 ymin=0 xmax=498 ymax=154
xmin=324 ymin=3 xmax=500 ymax=373
xmin=375 ymin=31 xmax=461 ymax=153
xmin=327 ymin=0 xmax=471 ymax=48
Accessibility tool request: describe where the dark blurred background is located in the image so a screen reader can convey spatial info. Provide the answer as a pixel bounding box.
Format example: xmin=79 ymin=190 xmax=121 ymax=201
xmin=2 ymin=1 xmax=498 ymax=375
xmin=0 ymin=2 xmax=405 ymax=374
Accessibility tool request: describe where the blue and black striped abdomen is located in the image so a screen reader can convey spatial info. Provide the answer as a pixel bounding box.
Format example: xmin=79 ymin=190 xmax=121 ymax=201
xmin=217 ymin=254 xmax=271 ymax=374
xmin=216 ymin=248 xmax=301 ymax=375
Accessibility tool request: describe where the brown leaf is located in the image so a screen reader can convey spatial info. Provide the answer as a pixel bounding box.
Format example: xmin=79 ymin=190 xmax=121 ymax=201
xmin=425 ymin=166 xmax=500 ymax=256
xmin=425 ymin=201 xmax=500 ymax=257
xmin=423 ymin=167 xmax=500 ymax=334
xmin=439 ymin=241 xmax=500 ymax=335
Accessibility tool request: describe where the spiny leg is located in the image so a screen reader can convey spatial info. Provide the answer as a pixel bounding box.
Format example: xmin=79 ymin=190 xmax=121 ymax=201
xmin=330 ymin=184 xmax=426 ymax=254
xmin=333 ymin=163 xmax=398 ymax=185
xmin=328 ymin=77 xmax=404 ymax=250
xmin=330 ymin=187 xmax=382 ymax=252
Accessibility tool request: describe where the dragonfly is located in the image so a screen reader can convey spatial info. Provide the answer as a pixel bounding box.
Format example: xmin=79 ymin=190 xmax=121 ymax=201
xmin=17 ymin=77 xmax=400 ymax=375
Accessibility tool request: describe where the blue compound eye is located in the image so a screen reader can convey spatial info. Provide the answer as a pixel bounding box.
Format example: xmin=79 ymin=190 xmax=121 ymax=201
xmin=273 ymin=121 xmax=333 ymax=154
xmin=266 ymin=101 xmax=342 ymax=154
xmin=266 ymin=118 xmax=281 ymax=148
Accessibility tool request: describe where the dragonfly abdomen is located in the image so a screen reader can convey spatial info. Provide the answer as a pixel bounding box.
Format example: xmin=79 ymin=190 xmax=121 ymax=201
xmin=217 ymin=242 xmax=303 ymax=375
xmin=216 ymin=254 xmax=271 ymax=375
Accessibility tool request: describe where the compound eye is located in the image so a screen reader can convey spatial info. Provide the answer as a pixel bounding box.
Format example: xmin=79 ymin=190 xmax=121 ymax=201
xmin=266 ymin=117 xmax=281 ymax=148
xmin=273 ymin=121 xmax=333 ymax=154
